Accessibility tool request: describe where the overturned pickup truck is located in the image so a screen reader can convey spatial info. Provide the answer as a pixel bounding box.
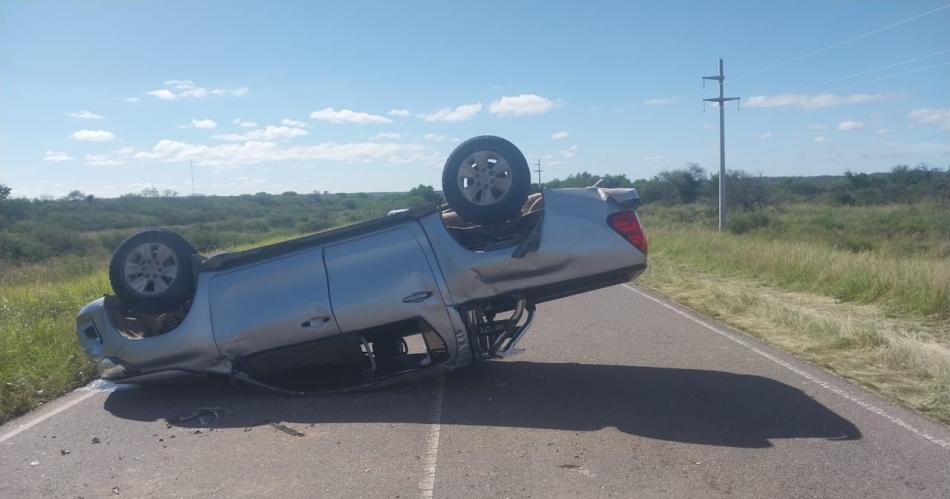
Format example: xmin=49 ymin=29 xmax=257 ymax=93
xmin=76 ymin=136 xmax=647 ymax=392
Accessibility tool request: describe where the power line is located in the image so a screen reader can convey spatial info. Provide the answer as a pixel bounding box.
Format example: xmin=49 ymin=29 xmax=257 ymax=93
xmin=797 ymin=48 xmax=950 ymax=91
xmin=735 ymin=3 xmax=950 ymax=81
xmin=824 ymin=60 xmax=950 ymax=91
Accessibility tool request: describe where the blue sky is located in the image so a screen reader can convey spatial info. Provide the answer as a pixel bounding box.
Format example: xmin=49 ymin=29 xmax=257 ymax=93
xmin=1 ymin=1 xmax=948 ymax=197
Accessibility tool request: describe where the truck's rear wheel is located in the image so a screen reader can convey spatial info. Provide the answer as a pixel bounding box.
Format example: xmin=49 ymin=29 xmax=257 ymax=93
xmin=109 ymin=230 xmax=196 ymax=315
xmin=442 ymin=136 xmax=531 ymax=225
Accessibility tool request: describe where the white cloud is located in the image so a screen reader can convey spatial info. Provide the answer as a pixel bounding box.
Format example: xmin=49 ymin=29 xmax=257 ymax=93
xmin=908 ymin=108 xmax=950 ymax=131
xmin=551 ymin=131 xmax=569 ymax=140
xmin=192 ymin=118 xmax=218 ymax=129
xmin=560 ymin=144 xmax=579 ymax=158
xmin=165 ymin=79 xmax=194 ymax=89
xmin=309 ymin=107 xmax=392 ymax=124
xmin=744 ymin=93 xmax=893 ymax=109
xmin=133 ymin=139 xmax=426 ymax=167
xmin=374 ymin=132 xmax=402 ymax=140
xmin=84 ymin=153 xmax=126 ymax=166
xmin=424 ymin=133 xmax=448 ymax=142
xmin=813 ymin=136 xmax=828 ymax=143
xmin=213 ymin=125 xmax=309 ymax=142
xmin=210 ymin=87 xmax=248 ymax=97
xmin=146 ymin=80 xmax=248 ymax=100
xmin=122 ymin=97 xmax=141 ymax=103
xmin=146 ymin=89 xmax=178 ymax=100
xmin=71 ymin=129 xmax=115 ymax=142
xmin=876 ymin=128 xmax=889 ymax=135
xmin=836 ymin=120 xmax=865 ymax=131
xmin=422 ymin=103 xmax=482 ymax=122
xmin=234 ymin=120 xmax=258 ymax=128
xmin=388 ymin=109 xmax=411 ymax=117
xmin=643 ymin=154 xmax=664 ymax=161
xmin=757 ymin=132 xmax=773 ymax=140
xmin=489 ymin=94 xmax=555 ymax=117
xmin=643 ymin=96 xmax=679 ymax=106
xmin=43 ymin=151 xmax=74 ymax=162
xmin=78 ymin=147 xmax=137 ymax=166
xmin=68 ymin=110 xmax=105 ymax=120
xmin=279 ymin=118 xmax=306 ymax=128
xmin=180 ymin=87 xmax=209 ymax=98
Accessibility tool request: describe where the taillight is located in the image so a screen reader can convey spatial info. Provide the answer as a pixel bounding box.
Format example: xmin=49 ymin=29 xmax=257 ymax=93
xmin=607 ymin=211 xmax=647 ymax=254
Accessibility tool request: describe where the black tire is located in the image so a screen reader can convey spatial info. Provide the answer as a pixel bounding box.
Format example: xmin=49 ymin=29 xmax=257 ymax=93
xmin=109 ymin=229 xmax=197 ymax=315
xmin=442 ymin=136 xmax=531 ymax=225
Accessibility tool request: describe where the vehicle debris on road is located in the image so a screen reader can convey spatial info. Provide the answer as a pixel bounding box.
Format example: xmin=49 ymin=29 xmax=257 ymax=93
xmin=173 ymin=406 xmax=220 ymax=426
xmin=269 ymin=422 xmax=305 ymax=437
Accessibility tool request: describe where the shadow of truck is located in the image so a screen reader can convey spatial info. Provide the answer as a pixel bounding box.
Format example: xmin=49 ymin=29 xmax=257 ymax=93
xmin=103 ymin=360 xmax=860 ymax=449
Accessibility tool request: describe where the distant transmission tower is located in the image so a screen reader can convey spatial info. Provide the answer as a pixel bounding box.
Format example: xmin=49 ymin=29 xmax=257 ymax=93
xmin=703 ymin=58 xmax=740 ymax=232
xmin=534 ymin=159 xmax=543 ymax=188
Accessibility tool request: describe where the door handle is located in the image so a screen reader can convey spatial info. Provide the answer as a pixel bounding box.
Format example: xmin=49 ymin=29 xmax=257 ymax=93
xmin=402 ymin=291 xmax=433 ymax=303
xmin=301 ymin=316 xmax=331 ymax=328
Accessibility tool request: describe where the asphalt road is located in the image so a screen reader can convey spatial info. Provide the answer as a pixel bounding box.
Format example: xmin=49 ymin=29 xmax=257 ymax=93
xmin=2 ymin=284 xmax=949 ymax=498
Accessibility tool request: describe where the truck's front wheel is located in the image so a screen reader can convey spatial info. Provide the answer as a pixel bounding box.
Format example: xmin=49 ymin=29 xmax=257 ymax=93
xmin=109 ymin=230 xmax=196 ymax=314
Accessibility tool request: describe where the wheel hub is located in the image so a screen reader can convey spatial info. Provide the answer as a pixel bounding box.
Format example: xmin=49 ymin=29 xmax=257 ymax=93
xmin=457 ymin=151 xmax=513 ymax=206
xmin=123 ymin=242 xmax=179 ymax=297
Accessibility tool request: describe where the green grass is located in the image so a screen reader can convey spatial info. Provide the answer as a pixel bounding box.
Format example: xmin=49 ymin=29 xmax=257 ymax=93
xmin=641 ymin=203 xmax=950 ymax=318
xmin=638 ymin=205 xmax=950 ymax=423
xmin=0 ymin=273 xmax=105 ymax=422
xmin=0 ymin=233 xmax=303 ymax=424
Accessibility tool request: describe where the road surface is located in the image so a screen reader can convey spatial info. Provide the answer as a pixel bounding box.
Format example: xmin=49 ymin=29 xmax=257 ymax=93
xmin=2 ymin=284 xmax=949 ymax=498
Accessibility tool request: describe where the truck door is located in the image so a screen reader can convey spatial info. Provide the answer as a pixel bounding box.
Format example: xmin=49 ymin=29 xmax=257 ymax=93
xmin=209 ymin=247 xmax=341 ymax=357
xmin=324 ymin=226 xmax=452 ymax=335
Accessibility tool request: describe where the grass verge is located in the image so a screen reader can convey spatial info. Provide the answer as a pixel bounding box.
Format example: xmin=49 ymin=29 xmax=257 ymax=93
xmin=0 ymin=233 xmax=301 ymax=424
xmin=639 ymin=256 xmax=950 ymax=424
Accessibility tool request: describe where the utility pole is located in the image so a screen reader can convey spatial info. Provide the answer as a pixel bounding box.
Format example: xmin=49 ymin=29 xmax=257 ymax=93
xmin=534 ymin=159 xmax=543 ymax=189
xmin=703 ymin=59 xmax=740 ymax=232
xmin=190 ymin=160 xmax=195 ymax=196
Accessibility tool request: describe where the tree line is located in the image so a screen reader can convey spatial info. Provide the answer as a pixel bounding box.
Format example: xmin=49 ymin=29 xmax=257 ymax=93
xmin=543 ymin=163 xmax=950 ymax=208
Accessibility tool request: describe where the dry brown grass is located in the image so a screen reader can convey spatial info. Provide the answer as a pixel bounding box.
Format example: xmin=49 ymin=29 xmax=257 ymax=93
xmin=640 ymin=258 xmax=950 ymax=424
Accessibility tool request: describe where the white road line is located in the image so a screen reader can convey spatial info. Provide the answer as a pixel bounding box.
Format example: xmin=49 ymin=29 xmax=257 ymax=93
xmin=0 ymin=382 xmax=112 ymax=444
xmin=622 ymin=283 xmax=950 ymax=451
xmin=419 ymin=376 xmax=446 ymax=499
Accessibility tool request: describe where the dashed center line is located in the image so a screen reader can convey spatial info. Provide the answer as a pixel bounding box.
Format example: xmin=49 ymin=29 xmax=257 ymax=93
xmin=419 ymin=376 xmax=445 ymax=499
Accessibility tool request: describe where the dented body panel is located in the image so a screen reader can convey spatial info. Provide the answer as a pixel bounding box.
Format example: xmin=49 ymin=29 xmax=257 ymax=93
xmin=75 ymin=187 xmax=645 ymax=389
xmin=421 ymin=188 xmax=643 ymax=305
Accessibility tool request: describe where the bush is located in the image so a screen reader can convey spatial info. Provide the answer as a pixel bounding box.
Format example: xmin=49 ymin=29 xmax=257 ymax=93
xmin=727 ymin=211 xmax=771 ymax=234
xmin=0 ymin=233 xmax=50 ymax=261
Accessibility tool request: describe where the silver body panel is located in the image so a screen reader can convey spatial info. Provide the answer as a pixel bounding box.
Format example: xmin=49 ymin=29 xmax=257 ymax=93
xmin=324 ymin=226 xmax=453 ymax=335
xmin=421 ymin=188 xmax=643 ymax=305
xmin=210 ymin=247 xmax=340 ymax=357
xmin=75 ymin=187 xmax=645 ymax=385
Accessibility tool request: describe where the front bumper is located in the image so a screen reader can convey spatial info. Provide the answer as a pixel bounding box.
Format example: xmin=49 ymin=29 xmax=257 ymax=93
xmin=75 ymin=294 xmax=229 ymax=384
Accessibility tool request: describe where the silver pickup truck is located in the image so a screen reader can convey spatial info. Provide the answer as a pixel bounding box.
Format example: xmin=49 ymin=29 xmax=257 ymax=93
xmin=76 ymin=136 xmax=647 ymax=392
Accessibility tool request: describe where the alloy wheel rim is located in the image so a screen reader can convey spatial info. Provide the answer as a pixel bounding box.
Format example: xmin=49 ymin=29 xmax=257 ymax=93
xmin=123 ymin=242 xmax=178 ymax=296
xmin=456 ymin=151 xmax=513 ymax=206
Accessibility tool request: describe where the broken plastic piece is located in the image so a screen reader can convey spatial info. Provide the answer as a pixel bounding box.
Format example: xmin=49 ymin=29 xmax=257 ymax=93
xmin=270 ymin=422 xmax=305 ymax=437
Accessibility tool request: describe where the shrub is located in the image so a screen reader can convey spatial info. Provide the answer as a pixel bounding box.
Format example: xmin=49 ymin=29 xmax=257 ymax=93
xmin=727 ymin=211 xmax=770 ymax=234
